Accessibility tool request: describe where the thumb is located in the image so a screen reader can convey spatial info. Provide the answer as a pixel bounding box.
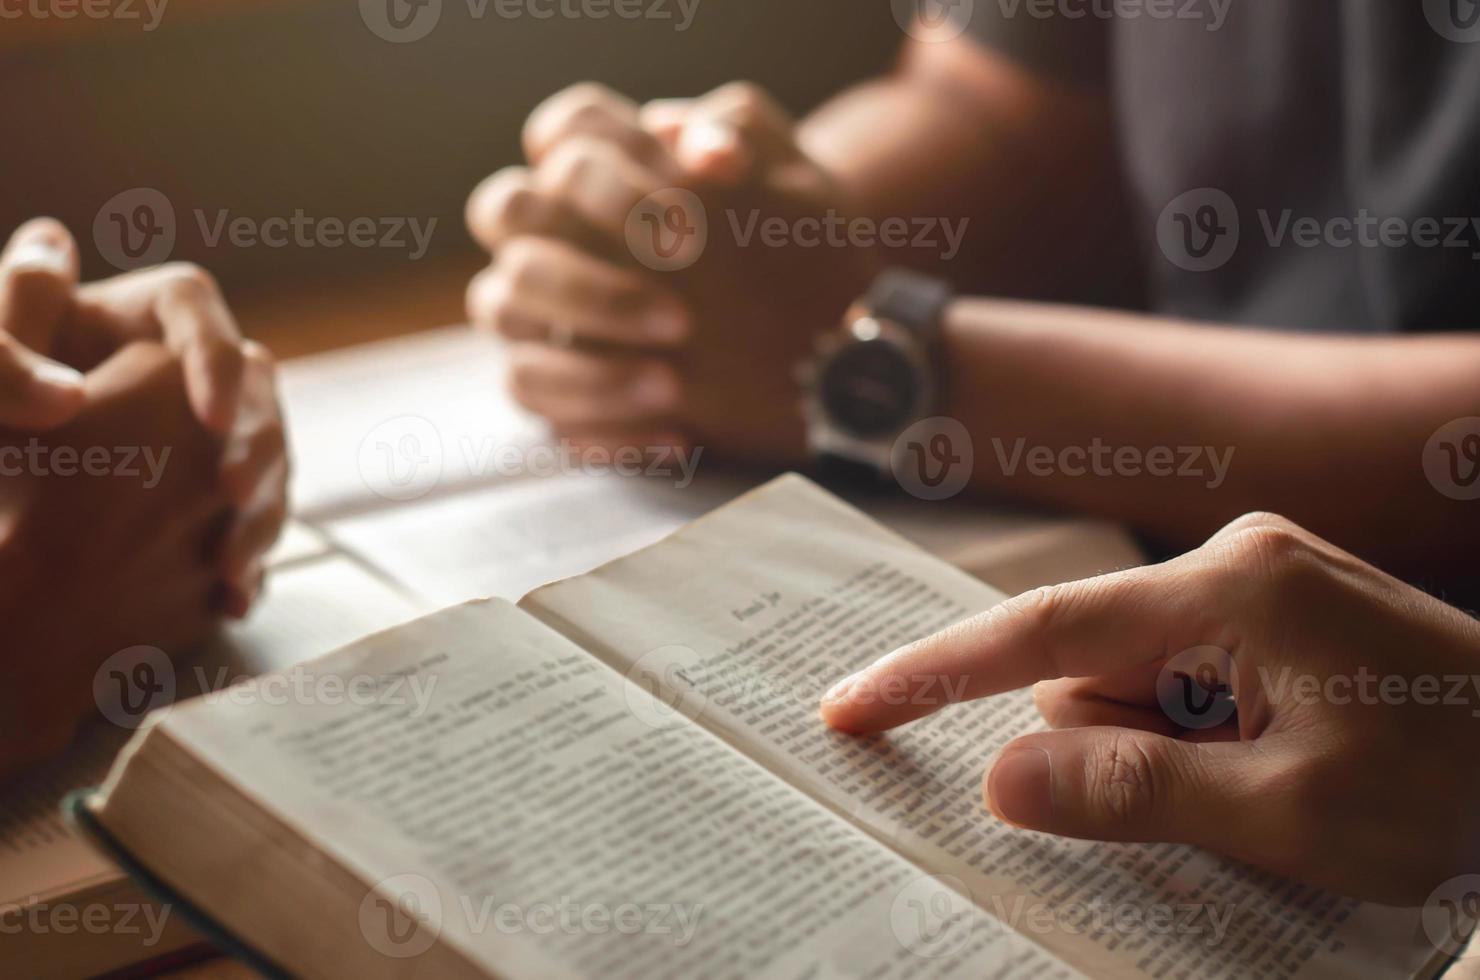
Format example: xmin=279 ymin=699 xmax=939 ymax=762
xmin=674 ymin=84 xmax=800 ymax=185
xmin=0 ymin=333 xmax=86 ymax=429
xmin=0 ymin=217 xmax=81 ymax=352
xmin=985 ymin=727 xmax=1285 ymax=860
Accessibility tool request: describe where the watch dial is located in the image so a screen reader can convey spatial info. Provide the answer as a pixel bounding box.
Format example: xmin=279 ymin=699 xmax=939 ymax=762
xmin=818 ymin=340 xmax=920 ymax=439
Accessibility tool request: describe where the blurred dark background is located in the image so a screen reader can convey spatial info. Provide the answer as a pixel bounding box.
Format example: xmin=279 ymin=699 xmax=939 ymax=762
xmin=1 ymin=1 xmax=901 ymax=352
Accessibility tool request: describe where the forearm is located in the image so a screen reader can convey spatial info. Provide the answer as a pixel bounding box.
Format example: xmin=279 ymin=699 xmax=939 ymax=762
xmin=798 ymin=39 xmax=1134 ymax=300
xmin=943 ymin=298 xmax=1480 ymax=572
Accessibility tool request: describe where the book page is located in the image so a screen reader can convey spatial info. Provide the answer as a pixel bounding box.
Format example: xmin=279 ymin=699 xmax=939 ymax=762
xmin=157 ymin=599 xmax=1068 ymax=980
xmin=322 ymin=459 xmax=1143 ymax=611
xmin=1 ymin=545 xmax=416 ymax=906
xmin=0 ymin=723 xmax=129 ymax=907
xmin=521 ymin=474 xmax=1436 ymax=980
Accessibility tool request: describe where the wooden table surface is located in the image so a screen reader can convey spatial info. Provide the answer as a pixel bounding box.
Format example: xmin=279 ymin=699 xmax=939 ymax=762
xmin=232 ymin=253 xmax=482 ymax=361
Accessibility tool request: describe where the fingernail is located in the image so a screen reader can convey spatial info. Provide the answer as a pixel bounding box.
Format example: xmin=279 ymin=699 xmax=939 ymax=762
xmin=986 ymin=747 xmax=1053 ymax=827
xmin=8 ymin=240 xmax=68 ymax=274
xmin=822 ymin=673 xmax=859 ymax=703
xmin=646 ymin=306 xmax=688 ymax=342
xmin=632 ymin=369 xmax=677 ymax=410
xmin=31 ymin=359 xmax=84 ymax=391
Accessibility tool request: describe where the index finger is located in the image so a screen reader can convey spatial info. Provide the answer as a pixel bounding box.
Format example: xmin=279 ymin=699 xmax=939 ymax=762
xmin=524 ymin=83 xmax=672 ymax=173
xmin=73 ymin=263 xmax=245 ymax=434
xmin=818 ymin=556 xmax=1219 ymax=734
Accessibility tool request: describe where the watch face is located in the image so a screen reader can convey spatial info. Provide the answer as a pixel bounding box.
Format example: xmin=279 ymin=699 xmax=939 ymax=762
xmin=818 ymin=338 xmax=920 ymax=439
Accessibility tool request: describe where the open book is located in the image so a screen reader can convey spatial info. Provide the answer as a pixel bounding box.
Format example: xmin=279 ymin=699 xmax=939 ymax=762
xmin=74 ymin=475 xmax=1446 ymax=979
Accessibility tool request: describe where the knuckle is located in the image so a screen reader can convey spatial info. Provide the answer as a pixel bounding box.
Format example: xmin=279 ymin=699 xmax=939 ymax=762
xmin=14 ymin=215 xmax=70 ymax=244
xmin=714 ymin=80 xmax=766 ymax=116
xmin=1007 ymin=585 xmax=1063 ymax=632
xmin=255 ymin=415 xmax=288 ymax=455
xmin=242 ymin=339 xmax=275 ymax=371
xmin=497 ymin=239 xmax=545 ymax=291
xmin=1224 ymin=524 xmax=1316 ymax=585
xmin=557 ymin=82 xmax=621 ymax=117
xmin=469 ymin=168 xmax=537 ymax=238
xmin=574 ymin=275 xmax=635 ymax=316
xmin=506 ymin=349 xmax=546 ymax=401
xmin=1215 ymin=511 xmax=1298 ymax=541
xmin=1086 ymin=735 xmax=1161 ymax=827
xmin=563 ymin=98 xmax=621 ymax=137
xmin=159 ymin=262 xmax=221 ymax=301
xmin=541 ymin=136 xmax=612 ymax=190
xmin=1002 ymin=584 xmax=1073 ymax=674
xmin=465 ymin=267 xmax=499 ymax=323
xmin=203 ymin=341 xmax=246 ymax=381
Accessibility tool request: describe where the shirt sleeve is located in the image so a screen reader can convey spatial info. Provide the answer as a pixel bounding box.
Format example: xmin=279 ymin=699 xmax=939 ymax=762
xmin=960 ymin=2 xmax=1110 ymax=88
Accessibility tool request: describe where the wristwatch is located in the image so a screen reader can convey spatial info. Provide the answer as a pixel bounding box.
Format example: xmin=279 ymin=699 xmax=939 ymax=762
xmin=799 ymin=268 xmax=953 ymax=477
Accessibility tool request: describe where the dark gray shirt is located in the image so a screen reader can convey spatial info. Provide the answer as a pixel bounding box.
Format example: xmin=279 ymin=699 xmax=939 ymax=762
xmin=966 ymin=0 xmax=1480 ymax=332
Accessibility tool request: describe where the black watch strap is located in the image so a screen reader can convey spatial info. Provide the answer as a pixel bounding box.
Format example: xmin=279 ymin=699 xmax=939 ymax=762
xmin=864 ymin=269 xmax=952 ymax=343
